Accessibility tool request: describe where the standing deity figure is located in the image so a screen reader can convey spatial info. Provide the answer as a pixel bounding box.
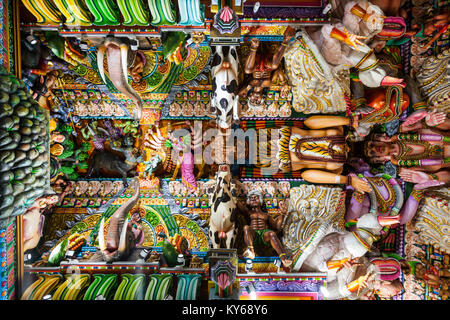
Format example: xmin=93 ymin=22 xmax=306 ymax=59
xmin=239 ymin=27 xmax=296 ymax=108
xmin=237 ymin=190 xmax=292 ymax=267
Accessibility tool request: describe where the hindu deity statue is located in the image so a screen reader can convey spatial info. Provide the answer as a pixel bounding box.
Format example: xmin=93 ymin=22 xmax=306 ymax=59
xmin=265 ymin=115 xmax=371 ymax=193
xmin=321 ymin=254 xmax=405 ymax=300
xmin=23 ymin=193 xmax=61 ymax=252
xmin=239 ymin=27 xmax=296 ymax=108
xmin=345 ymin=157 xmax=445 ymax=226
xmin=237 ymin=189 xmax=292 ymax=267
xmin=142 ymin=123 xmax=203 ymax=190
xmin=308 ymin=0 xmax=406 ymax=88
xmin=364 ymin=128 xmax=449 ymax=185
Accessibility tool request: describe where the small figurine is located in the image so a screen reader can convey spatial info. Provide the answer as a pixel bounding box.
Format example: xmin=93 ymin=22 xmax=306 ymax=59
xmin=146 ymin=250 xmax=161 ymax=263
xmin=189 ymin=255 xmax=203 ymax=269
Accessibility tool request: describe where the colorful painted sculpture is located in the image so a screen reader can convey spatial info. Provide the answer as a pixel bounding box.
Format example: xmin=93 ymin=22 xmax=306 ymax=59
xmin=415 ymin=49 xmax=450 ymax=112
xmin=211 ymin=45 xmax=240 ymax=129
xmin=239 ymin=27 xmax=295 ymax=109
xmin=87 ymin=148 xmax=138 ymax=187
xmin=177 ymin=0 xmax=205 ymax=26
xmin=274 ymin=115 xmax=371 ymax=193
xmin=207 ymin=164 xmax=238 ymax=249
xmin=414 ymin=252 xmax=450 ymax=288
xmin=309 ymin=1 xmax=406 ymax=89
xmin=23 ymin=194 xmax=59 ymax=252
xmin=321 ymin=255 xmax=405 ymax=300
xmin=211 ymin=260 xmax=236 ymax=298
xmin=345 ymin=158 xmax=445 ymax=225
xmin=12 ymin=0 xmax=450 ymax=302
xmin=116 ymin=0 xmax=149 ymax=26
xmin=84 ymin=0 xmax=120 ymax=26
xmin=97 ymin=37 xmax=144 ymax=121
xmin=284 ymin=30 xmax=349 ymax=114
xmin=213 ymin=6 xmax=239 ymax=35
xmin=52 ymin=0 xmax=93 ymax=27
xmin=414 ymin=188 xmax=450 ymax=255
xmin=364 ymin=130 xmax=449 ymax=181
xmin=238 ymin=189 xmax=292 ymax=267
xmin=93 ymin=178 xmax=140 ymax=263
xmin=299 ymin=213 xmax=385 ymax=273
xmin=0 ymin=67 xmax=51 ymax=228
xmin=143 ymin=125 xmax=200 ymax=190
xmin=21 ymin=0 xmax=63 ymax=25
xmin=148 ymin=0 xmax=177 ymax=26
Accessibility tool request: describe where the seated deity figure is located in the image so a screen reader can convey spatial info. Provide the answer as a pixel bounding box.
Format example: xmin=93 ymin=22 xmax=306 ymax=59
xmin=300 ymin=213 xmax=387 ymax=274
xmin=345 ymin=157 xmax=445 ymax=225
xmin=280 ymin=168 xmax=443 ymax=274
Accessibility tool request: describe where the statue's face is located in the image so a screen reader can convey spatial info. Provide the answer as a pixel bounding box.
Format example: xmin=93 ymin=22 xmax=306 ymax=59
xmin=248 ymin=194 xmax=261 ymax=209
xmin=366 ymin=141 xmax=390 ymax=158
xmin=131 ymin=212 xmax=140 ymax=222
xmin=365 ymin=13 xmax=384 ymax=33
xmin=249 ymin=92 xmax=263 ymax=106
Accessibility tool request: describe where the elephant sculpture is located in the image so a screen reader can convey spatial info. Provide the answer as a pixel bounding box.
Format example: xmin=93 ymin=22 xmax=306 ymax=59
xmin=97 ymin=36 xmax=143 ymax=121
xmin=94 ymin=178 xmax=140 ymax=263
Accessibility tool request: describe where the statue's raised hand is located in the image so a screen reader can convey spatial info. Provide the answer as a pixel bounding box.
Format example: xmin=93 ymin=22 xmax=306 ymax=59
xmin=425 ymin=110 xmax=447 ymax=127
xmin=401 ymin=109 xmax=427 ymax=129
xmin=283 ymin=27 xmax=296 ymax=43
xmin=414 ymin=180 xmax=445 ymax=190
xmin=279 ymin=199 xmax=289 ymax=215
xmin=351 ymin=176 xmax=372 ymax=193
xmin=343 ymin=28 xmax=366 ymax=51
xmin=400 ymin=168 xmax=434 ymax=184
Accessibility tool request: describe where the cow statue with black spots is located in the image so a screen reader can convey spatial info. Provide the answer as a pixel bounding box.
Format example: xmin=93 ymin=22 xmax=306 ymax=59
xmin=210 ymin=45 xmax=240 ymax=130
xmin=206 ymin=164 xmax=239 ymax=249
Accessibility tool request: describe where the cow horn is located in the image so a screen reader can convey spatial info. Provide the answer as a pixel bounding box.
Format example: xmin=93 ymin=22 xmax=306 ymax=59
xmin=98 ymin=218 xmax=106 ymax=251
xmin=97 ymin=46 xmax=107 ymax=84
xmin=117 ymin=217 xmax=129 ymax=255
